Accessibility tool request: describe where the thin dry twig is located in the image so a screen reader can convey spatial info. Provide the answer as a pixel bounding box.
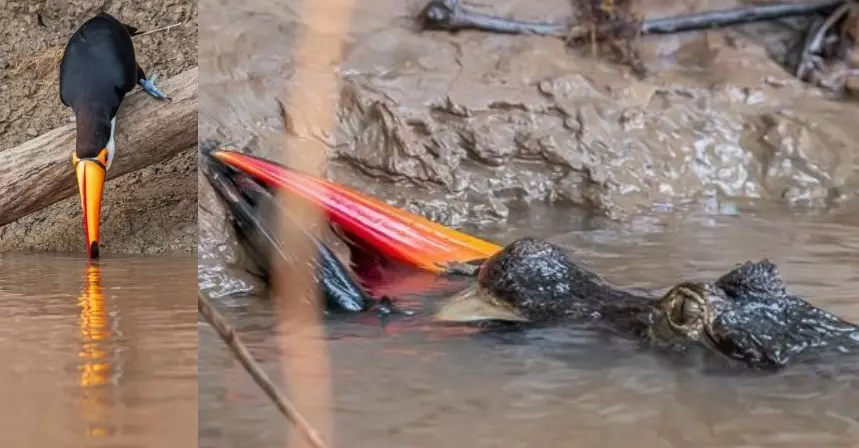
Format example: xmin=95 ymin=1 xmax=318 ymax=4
xmin=197 ymin=291 xmax=327 ymax=448
xmin=795 ymin=1 xmax=854 ymax=80
xmin=10 ymin=47 xmax=64 ymax=80
xmin=133 ymin=21 xmax=183 ymax=38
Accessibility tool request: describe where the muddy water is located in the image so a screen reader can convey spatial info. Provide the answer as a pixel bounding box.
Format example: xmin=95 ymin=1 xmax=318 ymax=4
xmin=198 ymin=205 xmax=859 ymax=448
xmin=0 ymin=254 xmax=197 ymax=447
xmin=200 ymin=0 xmax=859 ymax=446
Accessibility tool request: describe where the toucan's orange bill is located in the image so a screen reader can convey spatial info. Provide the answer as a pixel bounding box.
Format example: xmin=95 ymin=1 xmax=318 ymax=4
xmin=209 ymin=149 xmax=502 ymax=273
xmin=73 ymin=149 xmax=108 ymax=259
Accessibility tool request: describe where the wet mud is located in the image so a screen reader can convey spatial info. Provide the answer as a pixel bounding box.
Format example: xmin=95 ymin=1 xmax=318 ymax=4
xmin=0 ymin=0 xmax=198 ymax=254
xmin=200 ymin=0 xmax=859 ymax=230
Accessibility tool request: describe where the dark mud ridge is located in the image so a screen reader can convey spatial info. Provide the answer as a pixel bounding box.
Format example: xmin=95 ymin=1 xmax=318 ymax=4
xmin=286 ymin=29 xmax=859 ymax=225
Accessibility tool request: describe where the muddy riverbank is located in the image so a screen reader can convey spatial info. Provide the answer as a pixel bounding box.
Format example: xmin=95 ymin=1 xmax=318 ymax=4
xmin=200 ymin=0 xmax=858 ymax=229
xmin=0 ymin=0 xmax=198 ymax=254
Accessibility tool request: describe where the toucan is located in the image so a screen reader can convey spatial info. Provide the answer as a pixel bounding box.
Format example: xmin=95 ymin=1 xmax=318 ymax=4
xmin=200 ymin=143 xmax=501 ymax=315
xmin=201 ymin=148 xmax=372 ymax=313
xmin=59 ymin=12 xmax=169 ymax=259
xmin=201 ymin=143 xmax=502 ymax=272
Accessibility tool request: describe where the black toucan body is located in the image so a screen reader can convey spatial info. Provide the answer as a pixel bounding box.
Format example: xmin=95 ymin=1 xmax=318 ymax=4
xmin=201 ymin=151 xmax=374 ymax=313
xmin=59 ymin=12 xmax=169 ymax=259
xmin=201 ymin=143 xmax=485 ymax=316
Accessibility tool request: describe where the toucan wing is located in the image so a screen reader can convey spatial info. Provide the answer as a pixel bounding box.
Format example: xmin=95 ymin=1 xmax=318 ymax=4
xmin=201 ymin=153 xmax=370 ymax=313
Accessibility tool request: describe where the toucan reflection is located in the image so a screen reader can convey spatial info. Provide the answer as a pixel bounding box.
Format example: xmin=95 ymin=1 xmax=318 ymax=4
xmin=76 ymin=263 xmax=114 ymax=438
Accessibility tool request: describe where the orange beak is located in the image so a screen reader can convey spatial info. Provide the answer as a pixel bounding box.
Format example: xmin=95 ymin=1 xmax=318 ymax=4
xmin=72 ymin=149 xmax=108 ymax=259
xmin=209 ymin=149 xmax=502 ymax=273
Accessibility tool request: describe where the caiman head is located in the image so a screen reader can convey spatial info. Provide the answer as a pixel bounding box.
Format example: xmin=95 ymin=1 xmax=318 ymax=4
xmin=435 ymin=237 xmax=650 ymax=324
xmin=653 ymin=260 xmax=859 ymax=370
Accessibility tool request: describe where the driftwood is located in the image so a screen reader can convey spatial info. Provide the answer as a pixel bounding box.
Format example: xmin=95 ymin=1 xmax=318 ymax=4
xmin=197 ymin=291 xmax=327 ymax=448
xmin=640 ymin=0 xmax=845 ymax=35
xmin=418 ymin=0 xmax=846 ymax=38
xmin=0 ymin=67 xmax=198 ymax=226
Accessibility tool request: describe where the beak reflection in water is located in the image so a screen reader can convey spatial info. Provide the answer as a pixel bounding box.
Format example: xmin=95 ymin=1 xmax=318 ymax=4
xmin=76 ymin=263 xmax=114 ymax=438
xmin=435 ymin=285 xmax=528 ymax=323
xmin=73 ymin=149 xmax=108 ymax=259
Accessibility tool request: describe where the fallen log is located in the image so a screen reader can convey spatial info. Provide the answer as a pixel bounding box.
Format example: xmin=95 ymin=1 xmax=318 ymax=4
xmin=0 ymin=67 xmax=198 ymax=227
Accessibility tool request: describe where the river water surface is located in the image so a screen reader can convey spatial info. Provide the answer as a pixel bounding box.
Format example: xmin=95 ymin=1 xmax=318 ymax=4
xmin=0 ymin=254 xmax=197 ymax=448
xmin=199 ymin=205 xmax=859 ymax=448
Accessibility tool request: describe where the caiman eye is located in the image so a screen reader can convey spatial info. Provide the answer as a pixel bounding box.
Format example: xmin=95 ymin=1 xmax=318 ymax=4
xmin=664 ymin=285 xmax=706 ymax=328
xmin=679 ymin=298 xmax=703 ymax=324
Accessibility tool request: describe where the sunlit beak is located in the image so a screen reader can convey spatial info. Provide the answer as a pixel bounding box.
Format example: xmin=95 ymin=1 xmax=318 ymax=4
xmin=73 ymin=149 xmax=108 ymax=259
xmin=209 ymin=149 xmax=503 ymax=273
xmin=435 ymin=285 xmax=528 ymax=322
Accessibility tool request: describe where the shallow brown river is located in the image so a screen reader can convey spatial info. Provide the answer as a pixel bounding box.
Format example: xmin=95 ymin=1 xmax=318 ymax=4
xmin=199 ymin=0 xmax=859 ymax=446
xmin=199 ymin=205 xmax=859 ymax=448
xmin=0 ymin=254 xmax=197 ymax=447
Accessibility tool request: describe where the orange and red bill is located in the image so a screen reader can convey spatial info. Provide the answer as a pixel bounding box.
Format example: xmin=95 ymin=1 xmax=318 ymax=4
xmin=73 ymin=149 xmax=109 ymax=259
xmin=208 ymin=149 xmax=502 ymax=274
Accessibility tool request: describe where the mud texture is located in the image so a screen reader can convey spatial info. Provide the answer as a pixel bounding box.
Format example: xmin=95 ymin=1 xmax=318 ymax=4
xmin=0 ymin=0 xmax=198 ymax=254
xmin=200 ymin=0 xmax=859 ymax=229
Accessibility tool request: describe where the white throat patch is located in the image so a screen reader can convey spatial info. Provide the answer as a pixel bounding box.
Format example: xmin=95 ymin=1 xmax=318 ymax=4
xmin=106 ymin=116 xmax=116 ymax=171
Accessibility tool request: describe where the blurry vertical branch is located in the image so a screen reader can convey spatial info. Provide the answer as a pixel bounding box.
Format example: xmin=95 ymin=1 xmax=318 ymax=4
xmin=274 ymin=1 xmax=356 ymax=448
